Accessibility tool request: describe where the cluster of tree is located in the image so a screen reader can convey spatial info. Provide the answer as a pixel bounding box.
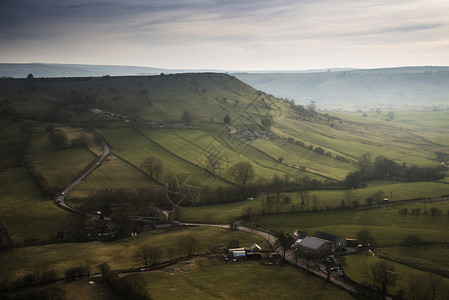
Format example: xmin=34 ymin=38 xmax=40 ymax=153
xmin=1 ymin=262 xmax=57 ymax=293
xmin=47 ymin=126 xmax=91 ymax=149
xmin=64 ymin=265 xmax=90 ymax=281
xmin=97 ymin=263 xmax=151 ymax=300
xmin=399 ymin=207 xmax=443 ymax=215
xmin=140 ymin=156 xmax=163 ymax=181
xmin=25 ymin=163 xmax=55 ymax=196
xmin=1 ymin=286 xmax=67 ymax=300
xmin=363 ymin=260 xmax=445 ymax=300
xmin=345 ymin=154 xmax=445 ymax=189
xmin=134 ymin=243 xmax=162 ymax=267
xmin=133 ymin=234 xmax=198 ymax=268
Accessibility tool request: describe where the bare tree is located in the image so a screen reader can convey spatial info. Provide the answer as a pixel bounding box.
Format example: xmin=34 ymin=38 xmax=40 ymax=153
xmin=0 ymin=270 xmax=12 ymax=292
xmin=140 ymin=156 xmax=163 ymax=181
xmin=372 ymin=190 xmax=385 ymax=205
xmin=271 ymin=174 xmax=284 ymax=203
xmin=344 ymin=188 xmax=353 ymax=208
xmin=228 ymin=162 xmax=255 ymax=189
xmin=311 ymin=249 xmax=334 ymax=281
xmin=204 ymin=151 xmax=222 ymax=177
xmin=178 ymin=235 xmax=198 ymax=258
xmin=134 ymin=243 xmax=162 ymax=267
xmin=276 ymin=231 xmax=294 ymax=264
xmin=407 ymin=273 xmax=443 ymax=300
xmin=296 ymin=177 xmax=310 ymax=205
xmin=364 ymin=260 xmax=398 ymax=299
xmin=183 ymin=235 xmax=198 ymax=257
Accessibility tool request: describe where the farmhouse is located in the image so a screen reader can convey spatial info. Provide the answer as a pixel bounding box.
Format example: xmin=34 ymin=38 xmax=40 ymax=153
xmin=312 ymin=231 xmax=346 ymax=251
xmin=296 ymin=236 xmax=334 ymax=252
xmin=291 ymin=229 xmax=307 ymax=240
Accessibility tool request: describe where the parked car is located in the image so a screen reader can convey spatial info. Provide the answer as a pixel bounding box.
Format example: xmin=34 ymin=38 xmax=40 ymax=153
xmin=337 ymin=269 xmax=344 ymax=277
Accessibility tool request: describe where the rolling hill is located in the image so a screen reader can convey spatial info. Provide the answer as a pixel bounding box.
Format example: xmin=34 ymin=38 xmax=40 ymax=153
xmin=234 ymin=66 xmax=449 ymax=110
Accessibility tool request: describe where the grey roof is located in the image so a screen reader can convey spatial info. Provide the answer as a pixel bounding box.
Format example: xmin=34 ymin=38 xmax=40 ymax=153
xmin=250 ymin=244 xmax=262 ymax=252
xmin=313 ymin=231 xmax=341 ymax=243
xmin=298 ymin=237 xmax=327 ymax=250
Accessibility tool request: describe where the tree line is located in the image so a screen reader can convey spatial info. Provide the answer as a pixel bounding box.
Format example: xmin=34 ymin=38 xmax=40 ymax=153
xmin=345 ymin=153 xmax=445 ymax=189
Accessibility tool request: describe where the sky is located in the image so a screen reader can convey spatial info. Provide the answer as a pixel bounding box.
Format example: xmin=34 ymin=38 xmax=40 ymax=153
xmin=1 ymin=0 xmax=449 ymax=71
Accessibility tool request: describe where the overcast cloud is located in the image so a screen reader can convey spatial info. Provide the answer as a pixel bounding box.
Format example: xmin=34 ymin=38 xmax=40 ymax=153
xmin=1 ymin=0 xmax=448 ymax=70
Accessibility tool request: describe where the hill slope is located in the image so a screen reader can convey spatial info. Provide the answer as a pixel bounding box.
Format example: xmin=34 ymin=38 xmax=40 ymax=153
xmin=1 ymin=73 xmax=447 ymax=188
xmin=234 ymin=66 xmax=449 ymax=110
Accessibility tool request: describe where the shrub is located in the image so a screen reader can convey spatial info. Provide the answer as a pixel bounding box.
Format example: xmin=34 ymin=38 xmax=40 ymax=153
xmin=402 ymin=235 xmax=422 ymax=246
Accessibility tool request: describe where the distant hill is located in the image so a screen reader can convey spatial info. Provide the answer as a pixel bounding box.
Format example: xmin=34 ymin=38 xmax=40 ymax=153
xmin=0 ymin=63 xmax=173 ymax=78
xmin=2 ymin=63 xmax=448 ymax=110
xmin=233 ymin=66 xmax=449 ymax=110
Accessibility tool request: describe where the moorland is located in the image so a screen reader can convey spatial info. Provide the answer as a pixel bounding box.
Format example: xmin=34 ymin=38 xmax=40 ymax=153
xmin=1 ymin=72 xmax=449 ymax=299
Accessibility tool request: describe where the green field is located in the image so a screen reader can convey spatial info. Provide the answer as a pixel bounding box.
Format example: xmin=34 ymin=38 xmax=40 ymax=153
xmin=69 ymin=155 xmax=159 ymax=199
xmin=101 ymin=127 xmax=228 ymax=188
xmin=2 ymin=75 xmax=449 ymax=298
xmin=143 ymin=257 xmax=354 ymax=300
xmin=344 ymin=251 xmax=449 ymax=298
xmin=0 ymin=168 xmax=78 ymax=244
xmin=0 ymin=226 xmax=270 ymax=278
xmin=26 ymin=130 xmax=98 ymax=191
xmin=256 ymin=200 xmax=449 ymax=247
xmin=177 ymin=181 xmax=449 ymax=223
xmin=376 ymin=244 xmax=449 ymax=276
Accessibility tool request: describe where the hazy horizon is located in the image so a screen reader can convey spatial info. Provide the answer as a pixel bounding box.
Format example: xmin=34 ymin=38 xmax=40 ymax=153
xmin=1 ymin=1 xmax=449 ymax=71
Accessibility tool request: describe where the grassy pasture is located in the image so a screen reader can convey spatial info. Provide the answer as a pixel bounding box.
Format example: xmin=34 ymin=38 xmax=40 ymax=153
xmin=26 ymin=130 xmax=98 ymax=191
xmin=196 ymin=123 xmax=317 ymax=180
xmin=329 ymin=111 xmax=449 ymax=166
xmin=143 ymin=257 xmax=354 ymax=300
xmin=376 ymin=244 xmax=449 ymax=276
xmin=101 ymin=127 xmax=228 ymax=188
xmin=143 ymin=122 xmax=315 ymax=186
xmin=0 ymin=226 xmax=270 ymax=278
xmin=0 ymin=168 xmax=78 ymax=244
xmin=277 ymin=111 xmax=444 ymax=168
xmin=250 ymin=138 xmax=356 ymax=180
xmin=256 ymin=201 xmax=449 ymax=247
xmin=69 ymin=155 xmax=158 ymax=199
xmin=344 ymin=251 xmax=449 ymax=297
xmin=177 ymin=181 xmax=449 ymax=223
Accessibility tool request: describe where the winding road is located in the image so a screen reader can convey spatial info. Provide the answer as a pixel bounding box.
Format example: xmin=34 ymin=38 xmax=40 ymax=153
xmin=55 ymin=143 xmax=111 ymax=214
xmin=52 ymin=144 xmax=376 ymax=298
